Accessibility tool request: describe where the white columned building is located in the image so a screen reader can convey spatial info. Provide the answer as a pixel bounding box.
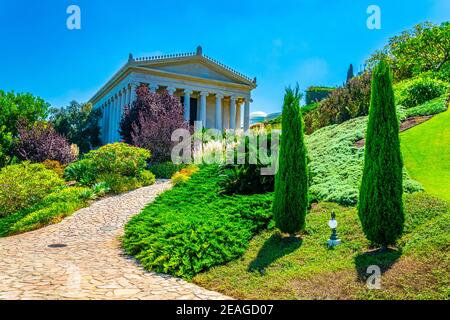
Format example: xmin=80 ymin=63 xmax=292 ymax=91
xmin=89 ymin=46 xmax=257 ymax=144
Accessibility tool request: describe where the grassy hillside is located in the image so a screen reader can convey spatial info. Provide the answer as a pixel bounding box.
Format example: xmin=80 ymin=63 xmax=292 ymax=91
xmin=306 ymin=117 xmax=422 ymax=205
xmin=401 ymin=108 xmax=450 ymax=201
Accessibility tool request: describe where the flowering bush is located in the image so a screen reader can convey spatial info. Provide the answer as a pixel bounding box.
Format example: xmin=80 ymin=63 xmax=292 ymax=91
xmin=15 ymin=121 xmax=76 ymax=164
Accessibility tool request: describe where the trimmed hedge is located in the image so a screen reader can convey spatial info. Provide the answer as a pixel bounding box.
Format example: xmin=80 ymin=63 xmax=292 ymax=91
xmin=123 ymin=165 xmax=273 ymax=279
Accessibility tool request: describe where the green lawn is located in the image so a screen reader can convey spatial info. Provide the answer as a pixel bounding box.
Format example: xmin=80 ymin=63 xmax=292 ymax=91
xmin=193 ymin=193 xmax=450 ymax=300
xmin=401 ymin=108 xmax=450 ymax=201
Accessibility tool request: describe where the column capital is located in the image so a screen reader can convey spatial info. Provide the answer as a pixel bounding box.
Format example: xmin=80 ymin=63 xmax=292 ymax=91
xmin=183 ymin=88 xmax=193 ymax=95
xmin=230 ymin=95 xmax=237 ymax=101
xmin=199 ymin=91 xmax=209 ymax=96
xmin=215 ymin=93 xmax=224 ymax=99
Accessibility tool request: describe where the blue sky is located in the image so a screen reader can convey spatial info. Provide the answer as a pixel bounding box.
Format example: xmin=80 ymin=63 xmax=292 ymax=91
xmin=0 ymin=0 xmax=448 ymax=114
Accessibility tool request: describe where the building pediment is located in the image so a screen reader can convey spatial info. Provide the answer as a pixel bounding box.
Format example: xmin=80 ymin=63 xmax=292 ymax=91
xmin=138 ymin=61 xmax=243 ymax=84
xmin=130 ymin=50 xmax=256 ymax=88
xmin=89 ymin=47 xmax=256 ymax=105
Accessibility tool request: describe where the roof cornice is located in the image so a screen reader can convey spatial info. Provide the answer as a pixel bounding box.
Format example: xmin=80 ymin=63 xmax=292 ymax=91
xmin=89 ymin=47 xmax=257 ymax=105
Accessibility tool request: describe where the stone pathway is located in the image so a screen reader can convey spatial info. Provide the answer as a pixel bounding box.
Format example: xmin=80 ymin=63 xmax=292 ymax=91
xmin=0 ymin=181 xmax=229 ymax=300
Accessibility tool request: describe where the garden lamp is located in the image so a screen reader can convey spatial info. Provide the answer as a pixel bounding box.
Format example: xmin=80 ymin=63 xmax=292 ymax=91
xmin=327 ymin=211 xmax=341 ymax=247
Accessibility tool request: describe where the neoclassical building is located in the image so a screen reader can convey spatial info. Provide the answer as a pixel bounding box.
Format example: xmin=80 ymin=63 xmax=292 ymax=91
xmin=89 ymin=46 xmax=257 ymax=144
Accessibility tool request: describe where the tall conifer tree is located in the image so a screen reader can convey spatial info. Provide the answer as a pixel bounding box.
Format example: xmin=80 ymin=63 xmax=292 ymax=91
xmin=273 ymin=86 xmax=308 ymax=236
xmin=358 ymin=60 xmax=404 ymax=248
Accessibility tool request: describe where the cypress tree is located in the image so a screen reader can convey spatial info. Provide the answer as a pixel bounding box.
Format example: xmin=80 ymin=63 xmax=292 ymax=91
xmin=346 ymin=64 xmax=354 ymax=83
xmin=358 ymin=60 xmax=404 ymax=248
xmin=273 ymin=85 xmax=308 ymax=236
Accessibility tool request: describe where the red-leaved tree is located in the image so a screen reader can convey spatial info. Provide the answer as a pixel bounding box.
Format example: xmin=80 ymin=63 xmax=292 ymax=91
xmin=15 ymin=121 xmax=76 ymax=164
xmin=120 ymin=85 xmax=189 ymax=163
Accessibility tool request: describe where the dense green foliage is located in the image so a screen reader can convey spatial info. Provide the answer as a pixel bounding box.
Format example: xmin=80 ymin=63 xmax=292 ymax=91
xmin=0 ymin=186 xmax=104 ymax=237
xmin=0 ymin=187 xmax=93 ymax=236
xmin=0 ymin=162 xmax=65 ymax=217
xmin=64 ymin=143 xmax=155 ymax=193
xmin=367 ymin=22 xmax=450 ymax=81
xmin=50 ymin=101 xmax=102 ymax=154
xmin=0 ymin=90 xmax=50 ymax=166
xmin=149 ymin=161 xmax=184 ymax=179
xmin=273 ymin=87 xmax=308 ymax=235
xmin=358 ymin=61 xmax=404 ymax=247
xmin=218 ymin=133 xmax=275 ymax=195
xmin=305 ymin=86 xmax=335 ymax=105
xmin=123 ymin=165 xmax=273 ymax=279
xmin=394 ymin=76 xmax=448 ymax=108
xmin=400 ymin=93 xmax=449 ymax=119
xmin=304 ymin=72 xmax=372 ymax=134
xmin=306 ymin=117 xmax=422 ymax=206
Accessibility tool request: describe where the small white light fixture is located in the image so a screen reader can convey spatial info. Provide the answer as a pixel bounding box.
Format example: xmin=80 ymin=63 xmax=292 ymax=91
xmin=327 ymin=211 xmax=341 ymax=247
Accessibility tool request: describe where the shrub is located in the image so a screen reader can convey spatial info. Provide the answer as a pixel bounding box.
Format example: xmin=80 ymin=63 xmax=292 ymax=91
xmin=83 ymin=143 xmax=150 ymax=177
xmin=171 ymin=171 xmax=190 ymax=185
xmin=50 ymin=101 xmax=102 ymax=154
xmin=1 ymin=186 xmax=92 ymax=236
xmin=97 ymin=173 xmax=142 ymax=194
xmin=64 ymin=159 xmax=97 ymax=186
xmin=171 ymin=165 xmax=199 ymax=186
xmin=273 ymin=86 xmax=308 ymax=235
xmin=149 ymin=162 xmax=184 ymax=179
xmin=120 ymin=85 xmax=189 ymax=163
xmin=403 ymin=94 xmax=449 ymax=118
xmin=15 ymin=121 xmax=76 ymax=164
xmin=139 ymin=170 xmax=156 ymax=186
xmin=91 ymin=182 xmax=111 ymax=197
xmin=0 ymin=162 xmax=65 ymax=217
xmin=304 ymin=72 xmax=372 ymax=134
xmin=42 ymin=159 xmax=65 ymax=177
xmin=123 ymin=165 xmax=273 ymax=279
xmin=64 ymin=143 xmax=155 ymax=192
xmin=394 ymin=76 xmax=448 ymax=108
xmin=218 ymin=133 xmax=276 ymax=195
xmin=358 ymin=60 xmax=404 ymax=248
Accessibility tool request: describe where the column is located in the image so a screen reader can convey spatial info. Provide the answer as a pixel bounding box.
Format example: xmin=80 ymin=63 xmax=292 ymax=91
xmin=236 ymin=101 xmax=242 ymax=129
xmin=108 ymin=95 xmax=117 ymax=143
xmin=229 ymin=95 xmax=236 ymax=130
xmin=130 ymin=83 xmax=137 ymax=104
xmin=215 ymin=94 xmax=223 ymax=131
xmin=184 ymin=90 xmax=192 ymax=122
xmin=105 ymin=100 xmax=110 ymax=143
xmin=244 ymin=99 xmax=250 ymax=131
xmin=117 ymin=92 xmax=123 ymax=141
xmin=127 ymin=84 xmax=132 ymax=105
xmin=200 ymin=91 xmax=207 ymax=127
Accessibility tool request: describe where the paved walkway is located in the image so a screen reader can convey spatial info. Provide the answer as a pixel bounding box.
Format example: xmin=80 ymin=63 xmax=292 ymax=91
xmin=0 ymin=181 xmax=228 ymax=300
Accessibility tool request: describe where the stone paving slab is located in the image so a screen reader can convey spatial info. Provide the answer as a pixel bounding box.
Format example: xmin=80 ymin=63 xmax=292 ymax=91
xmin=0 ymin=181 xmax=229 ymax=300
